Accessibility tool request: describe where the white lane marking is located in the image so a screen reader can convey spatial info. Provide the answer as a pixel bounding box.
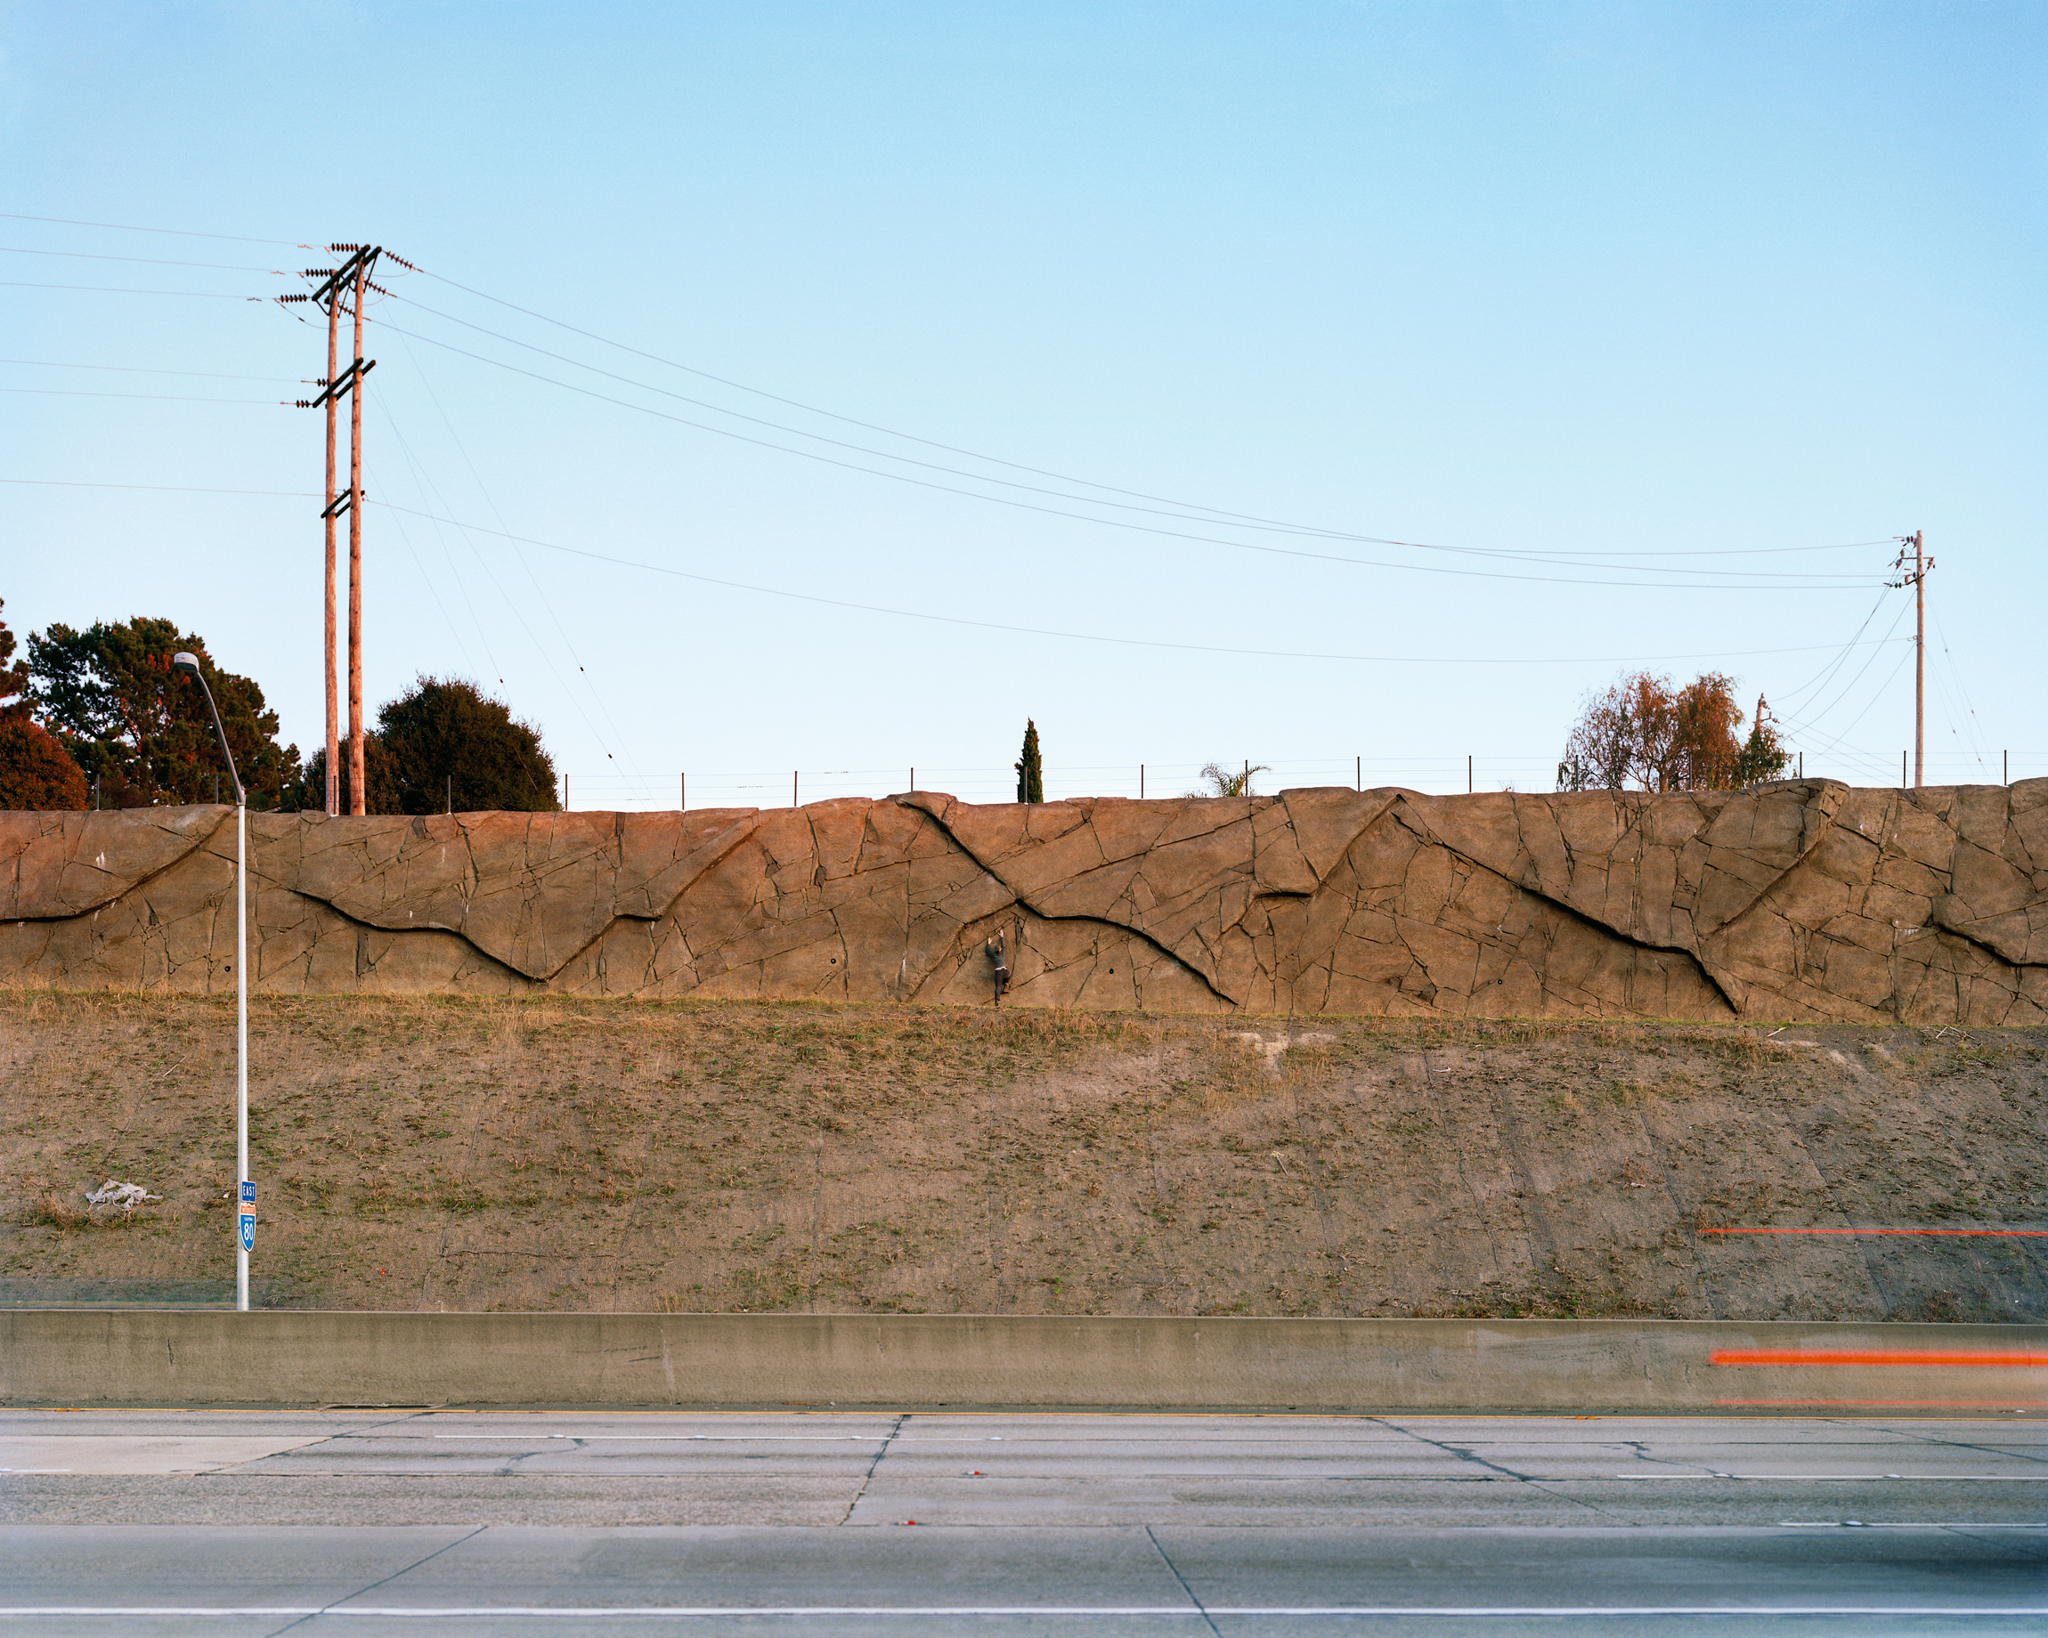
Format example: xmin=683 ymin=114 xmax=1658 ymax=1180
xmin=3 ymin=1606 xmax=2046 ymax=1619
xmin=1612 ymin=1473 xmax=2045 ymax=1481
xmin=0 ymin=1468 xmax=71 ymax=1473
xmin=1779 ymin=1521 xmax=2048 ymax=1528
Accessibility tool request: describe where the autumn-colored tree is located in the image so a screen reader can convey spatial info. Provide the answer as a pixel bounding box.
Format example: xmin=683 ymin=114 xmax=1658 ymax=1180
xmin=28 ymin=617 xmax=301 ymax=808
xmin=0 ymin=599 xmax=91 ymax=810
xmin=0 ymin=598 xmax=30 ymax=723
xmin=0 ymin=720 xmax=92 ymax=810
xmin=1557 ymin=671 xmax=1790 ymax=792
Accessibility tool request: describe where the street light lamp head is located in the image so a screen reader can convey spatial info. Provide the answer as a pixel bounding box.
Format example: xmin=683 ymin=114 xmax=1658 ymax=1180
xmin=176 ymin=652 xmax=245 ymax=809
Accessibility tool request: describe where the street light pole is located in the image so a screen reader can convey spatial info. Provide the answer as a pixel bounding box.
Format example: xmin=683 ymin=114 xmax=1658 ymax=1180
xmin=174 ymin=652 xmax=251 ymax=1312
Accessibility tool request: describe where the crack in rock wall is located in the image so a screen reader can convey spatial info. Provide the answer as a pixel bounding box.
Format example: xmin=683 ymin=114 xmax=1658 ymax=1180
xmin=2 ymin=779 xmax=2042 ymax=1022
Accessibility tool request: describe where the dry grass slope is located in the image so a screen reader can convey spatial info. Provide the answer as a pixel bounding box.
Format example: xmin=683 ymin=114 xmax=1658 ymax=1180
xmin=2 ymin=990 xmax=2042 ymax=1321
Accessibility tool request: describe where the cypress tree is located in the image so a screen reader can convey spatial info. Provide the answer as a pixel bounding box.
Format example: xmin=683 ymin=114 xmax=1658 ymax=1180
xmin=1014 ymin=719 xmax=1043 ymax=803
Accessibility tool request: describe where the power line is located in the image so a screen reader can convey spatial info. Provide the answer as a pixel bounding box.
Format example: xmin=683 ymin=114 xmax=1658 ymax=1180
xmin=0 ymin=386 xmax=279 ymax=404
xmin=1 ymin=358 xmax=288 ymax=382
xmin=371 ymin=499 xmax=1913 ymax=669
xmin=1774 ymin=588 xmax=1890 ymax=708
xmin=0 ymin=280 xmax=259 ymax=299
xmin=380 ymin=321 xmax=1880 ymax=594
xmin=384 ymin=289 xmax=1878 ymax=584
xmin=398 ymin=261 xmax=1890 ymax=563
xmin=0 ymin=211 xmax=304 ymax=245
xmin=0 ymin=244 xmax=283 ymax=272
xmin=375 ymin=393 xmax=632 ymax=780
xmin=389 ymin=327 xmax=648 ymax=795
xmin=0 ymin=477 xmax=312 ymax=496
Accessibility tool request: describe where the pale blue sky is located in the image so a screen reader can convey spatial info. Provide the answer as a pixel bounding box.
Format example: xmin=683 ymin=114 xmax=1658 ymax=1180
xmin=3 ymin=2 xmax=2041 ymax=804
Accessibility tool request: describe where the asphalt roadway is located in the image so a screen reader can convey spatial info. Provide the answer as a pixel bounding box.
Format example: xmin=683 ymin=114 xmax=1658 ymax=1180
xmin=2 ymin=1409 xmax=2044 ymax=1635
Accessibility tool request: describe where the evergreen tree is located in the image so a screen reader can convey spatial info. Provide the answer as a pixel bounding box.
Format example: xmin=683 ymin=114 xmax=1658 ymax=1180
xmin=28 ymin=616 xmax=299 ymax=808
xmin=1014 ymin=719 xmax=1043 ymax=804
xmin=377 ymin=676 xmax=558 ymax=814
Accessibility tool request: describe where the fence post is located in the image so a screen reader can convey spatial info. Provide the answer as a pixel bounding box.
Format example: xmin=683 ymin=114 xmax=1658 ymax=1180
xmin=1468 ymin=755 xmax=1472 ymax=794
xmin=1140 ymin=764 xmax=1144 ymax=800
xmin=793 ymin=771 xmax=799 ymax=808
xmin=680 ymin=772 xmax=686 ymax=811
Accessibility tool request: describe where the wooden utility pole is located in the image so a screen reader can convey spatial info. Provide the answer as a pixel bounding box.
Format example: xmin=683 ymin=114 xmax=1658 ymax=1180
xmin=1890 ymin=530 xmax=1933 ymax=788
xmin=287 ymin=245 xmax=382 ymax=814
xmin=347 ymin=252 xmax=370 ymax=814
xmin=322 ymin=280 xmax=339 ymax=814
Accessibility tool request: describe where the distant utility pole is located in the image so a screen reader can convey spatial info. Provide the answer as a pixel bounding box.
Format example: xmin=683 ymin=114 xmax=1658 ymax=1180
xmin=285 ymin=245 xmax=384 ymax=813
xmin=1889 ymin=530 xmax=1934 ymax=788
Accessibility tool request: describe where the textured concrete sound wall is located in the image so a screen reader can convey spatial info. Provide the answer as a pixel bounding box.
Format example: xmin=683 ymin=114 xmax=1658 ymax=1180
xmin=2 ymin=780 xmax=2043 ymax=1022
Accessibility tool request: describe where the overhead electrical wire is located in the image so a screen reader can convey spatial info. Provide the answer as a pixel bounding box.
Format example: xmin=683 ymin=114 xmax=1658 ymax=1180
xmin=389 ymin=328 xmax=648 ymax=794
xmin=0 ymin=386 xmax=280 ymax=404
xmin=397 ymin=261 xmax=1891 ymax=562
xmin=364 ymin=422 xmax=490 ymax=689
xmin=5 ymin=212 xmax=1897 ymax=577
xmin=1 ymin=358 xmax=289 ymax=382
xmin=0 ymin=244 xmax=284 ymax=273
xmin=380 ymin=285 xmax=1883 ymax=582
xmin=1780 ymin=598 xmax=1913 ymax=732
xmin=375 ymin=392 xmax=634 ymax=783
xmin=1785 ymin=645 xmax=1918 ymax=775
xmin=0 ymin=477 xmax=311 ymax=496
xmin=1772 ymin=588 xmax=1892 ymax=709
xmin=379 ymin=321 xmax=1880 ymax=595
xmin=0 ymin=280 xmax=260 ymax=299
xmin=370 ymin=499 xmax=1912 ymax=671
xmin=0 ymin=211 xmax=304 ymax=245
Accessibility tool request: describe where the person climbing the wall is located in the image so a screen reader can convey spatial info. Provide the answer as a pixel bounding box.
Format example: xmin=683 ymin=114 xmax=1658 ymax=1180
xmin=986 ymin=930 xmax=1010 ymax=1004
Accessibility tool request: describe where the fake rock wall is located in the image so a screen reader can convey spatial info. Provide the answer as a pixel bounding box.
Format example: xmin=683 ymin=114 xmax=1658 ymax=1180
xmin=1 ymin=781 xmax=2043 ymax=1023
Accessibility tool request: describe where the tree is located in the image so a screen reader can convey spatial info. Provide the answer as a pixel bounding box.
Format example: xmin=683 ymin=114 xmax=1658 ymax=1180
xmin=0 ymin=598 xmax=30 ymax=723
xmin=297 ymin=736 xmax=398 ymax=817
xmin=373 ymin=676 xmax=559 ymax=814
xmin=1557 ymin=671 xmax=1790 ymax=793
xmin=1191 ymin=761 xmax=1269 ymax=797
xmin=29 ymin=617 xmax=301 ymax=808
xmin=0 ymin=720 xmax=91 ymax=809
xmin=1014 ymin=719 xmax=1043 ymax=804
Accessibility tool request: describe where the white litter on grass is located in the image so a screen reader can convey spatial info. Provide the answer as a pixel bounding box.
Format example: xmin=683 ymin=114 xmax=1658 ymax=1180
xmin=84 ymin=1180 xmax=161 ymax=1212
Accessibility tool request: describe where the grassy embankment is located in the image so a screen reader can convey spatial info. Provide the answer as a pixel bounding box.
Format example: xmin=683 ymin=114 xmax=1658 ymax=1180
xmin=3 ymin=989 xmax=2042 ymax=1320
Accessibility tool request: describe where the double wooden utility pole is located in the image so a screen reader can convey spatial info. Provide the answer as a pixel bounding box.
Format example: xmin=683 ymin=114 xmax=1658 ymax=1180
xmin=1890 ymin=530 xmax=1934 ymax=788
xmin=286 ymin=246 xmax=381 ymax=814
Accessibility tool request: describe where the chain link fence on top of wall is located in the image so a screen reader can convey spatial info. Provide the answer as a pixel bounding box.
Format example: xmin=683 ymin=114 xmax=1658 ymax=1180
xmin=553 ymin=751 xmax=2048 ymax=813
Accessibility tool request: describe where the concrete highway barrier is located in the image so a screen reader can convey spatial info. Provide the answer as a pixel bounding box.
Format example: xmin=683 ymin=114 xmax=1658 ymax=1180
xmin=3 ymin=1312 xmax=2044 ymax=1410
